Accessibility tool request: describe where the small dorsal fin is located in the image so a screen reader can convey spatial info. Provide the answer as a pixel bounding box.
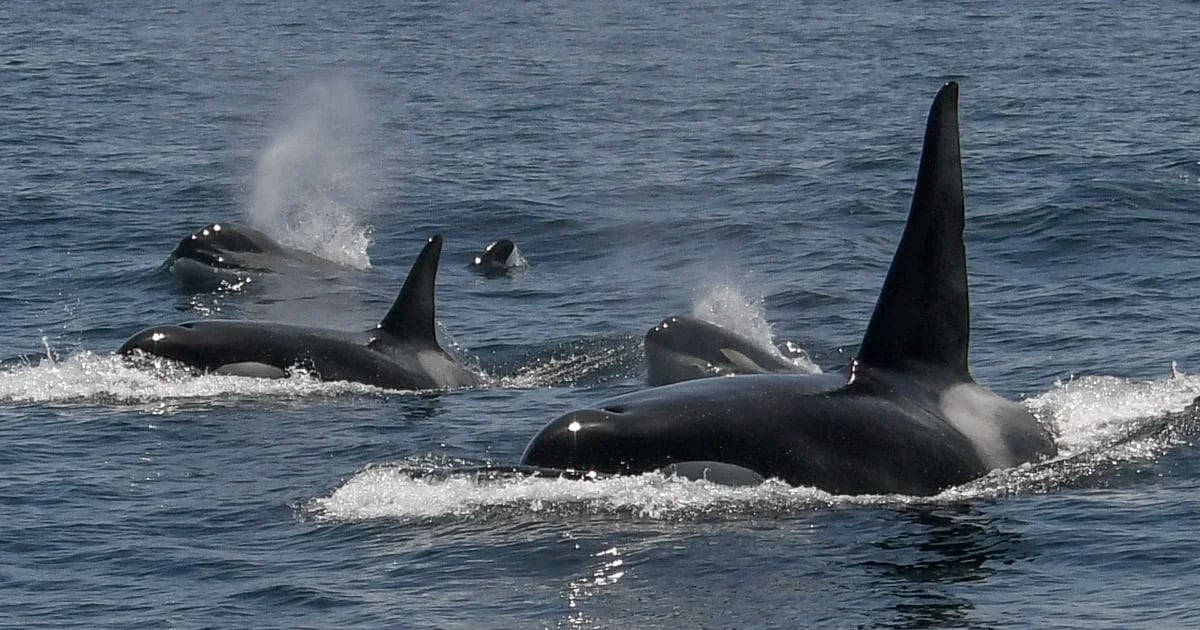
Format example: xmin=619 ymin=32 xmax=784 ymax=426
xmin=377 ymin=235 xmax=442 ymax=342
xmin=856 ymin=82 xmax=971 ymax=379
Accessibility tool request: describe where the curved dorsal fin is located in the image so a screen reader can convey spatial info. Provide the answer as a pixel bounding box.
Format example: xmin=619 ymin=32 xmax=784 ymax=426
xmin=377 ymin=235 xmax=442 ymax=343
xmin=856 ymin=82 xmax=970 ymax=379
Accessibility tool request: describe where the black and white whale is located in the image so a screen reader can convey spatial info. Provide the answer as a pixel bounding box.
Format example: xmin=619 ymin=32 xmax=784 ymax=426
xmin=122 ymin=235 xmax=483 ymax=390
xmin=645 ymin=314 xmax=817 ymax=386
xmin=521 ymin=83 xmax=1058 ymax=495
xmin=167 ymin=222 xmax=350 ymax=287
xmin=468 ymin=239 xmax=528 ymax=277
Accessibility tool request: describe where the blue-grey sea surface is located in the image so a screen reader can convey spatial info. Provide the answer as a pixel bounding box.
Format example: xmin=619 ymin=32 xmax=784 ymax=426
xmin=2 ymin=1 xmax=1199 ymax=628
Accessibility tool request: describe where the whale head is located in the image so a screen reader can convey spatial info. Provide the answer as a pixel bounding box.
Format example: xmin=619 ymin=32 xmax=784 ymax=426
xmin=170 ymin=223 xmax=281 ymax=271
xmin=119 ymin=323 xmax=218 ymax=368
xmin=469 ymin=239 xmax=528 ymax=276
xmin=644 ymin=314 xmax=801 ymax=385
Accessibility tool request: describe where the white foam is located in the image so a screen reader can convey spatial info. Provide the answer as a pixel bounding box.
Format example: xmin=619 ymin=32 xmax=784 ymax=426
xmin=311 ymin=465 xmax=837 ymax=522
xmin=0 ymin=350 xmax=395 ymax=408
xmin=1026 ymin=365 xmax=1200 ymax=456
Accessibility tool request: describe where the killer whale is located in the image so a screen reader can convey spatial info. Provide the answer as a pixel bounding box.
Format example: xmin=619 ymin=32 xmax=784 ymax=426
xmin=468 ymin=239 xmax=528 ymax=277
xmin=645 ymin=314 xmax=817 ymax=386
xmin=521 ymin=83 xmax=1058 ymax=495
xmin=122 ymin=235 xmax=482 ymax=390
xmin=167 ymin=222 xmax=350 ymax=287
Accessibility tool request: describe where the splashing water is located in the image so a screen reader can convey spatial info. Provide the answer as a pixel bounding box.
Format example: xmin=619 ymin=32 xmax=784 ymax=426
xmin=310 ymin=462 xmax=839 ymax=523
xmin=248 ymin=79 xmax=375 ymax=269
xmin=0 ymin=350 xmax=397 ymax=409
xmin=691 ymin=283 xmax=820 ymax=373
xmin=691 ymin=284 xmax=774 ymax=347
xmin=1027 ymin=366 xmax=1200 ymax=457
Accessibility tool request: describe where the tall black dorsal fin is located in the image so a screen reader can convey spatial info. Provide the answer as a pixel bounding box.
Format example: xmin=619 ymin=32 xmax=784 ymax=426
xmin=377 ymin=235 xmax=442 ymax=342
xmin=856 ymin=82 xmax=970 ymax=378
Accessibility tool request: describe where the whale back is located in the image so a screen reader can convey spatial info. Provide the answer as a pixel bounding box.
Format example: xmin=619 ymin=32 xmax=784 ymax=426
xmin=856 ymin=82 xmax=970 ymax=380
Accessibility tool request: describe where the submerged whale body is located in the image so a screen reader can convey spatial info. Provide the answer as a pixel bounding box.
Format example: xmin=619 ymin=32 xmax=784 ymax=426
xmin=521 ymin=83 xmax=1057 ymax=495
xmin=122 ymin=235 xmax=482 ymax=390
xmin=468 ymin=239 xmax=528 ymax=277
xmin=645 ymin=314 xmax=815 ymax=386
xmin=167 ymin=222 xmax=349 ymax=287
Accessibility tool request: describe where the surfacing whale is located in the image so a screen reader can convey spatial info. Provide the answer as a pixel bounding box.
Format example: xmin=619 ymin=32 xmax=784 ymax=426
xmin=167 ymin=222 xmax=351 ymax=288
xmin=645 ymin=314 xmax=816 ymax=386
xmin=122 ymin=235 xmax=482 ymax=390
xmin=521 ymin=83 xmax=1057 ymax=495
xmin=468 ymin=239 xmax=528 ymax=277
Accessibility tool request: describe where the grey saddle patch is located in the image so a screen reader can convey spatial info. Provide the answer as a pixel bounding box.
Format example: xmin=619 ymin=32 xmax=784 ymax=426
xmin=213 ymin=362 xmax=289 ymax=378
xmin=719 ymin=348 xmax=768 ymax=373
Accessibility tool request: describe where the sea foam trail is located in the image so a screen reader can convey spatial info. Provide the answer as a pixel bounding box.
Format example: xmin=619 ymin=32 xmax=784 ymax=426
xmin=311 ymin=464 xmax=838 ymax=522
xmin=0 ymin=351 xmax=394 ymax=407
xmin=1028 ymin=366 xmax=1200 ymax=456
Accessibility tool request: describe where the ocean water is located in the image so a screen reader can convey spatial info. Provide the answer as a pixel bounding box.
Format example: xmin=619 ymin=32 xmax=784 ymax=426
xmin=3 ymin=1 xmax=1200 ymax=627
